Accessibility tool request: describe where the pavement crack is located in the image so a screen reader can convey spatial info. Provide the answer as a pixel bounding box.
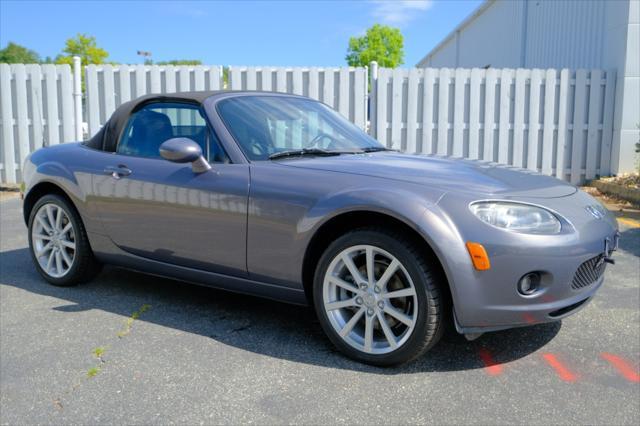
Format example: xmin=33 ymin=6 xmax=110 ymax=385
xmin=50 ymin=304 xmax=152 ymax=411
xmin=230 ymin=322 xmax=253 ymax=333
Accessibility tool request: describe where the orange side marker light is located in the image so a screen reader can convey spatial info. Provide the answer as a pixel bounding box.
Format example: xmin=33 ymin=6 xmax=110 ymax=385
xmin=466 ymin=242 xmax=491 ymax=271
xmin=601 ymin=353 xmax=640 ymax=383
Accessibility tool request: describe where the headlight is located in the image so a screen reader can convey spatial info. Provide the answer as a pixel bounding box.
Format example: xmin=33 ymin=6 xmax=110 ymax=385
xmin=470 ymin=202 xmax=561 ymax=234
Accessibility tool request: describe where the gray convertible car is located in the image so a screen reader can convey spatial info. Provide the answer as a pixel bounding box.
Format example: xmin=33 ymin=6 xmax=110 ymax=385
xmin=22 ymin=91 xmax=618 ymax=365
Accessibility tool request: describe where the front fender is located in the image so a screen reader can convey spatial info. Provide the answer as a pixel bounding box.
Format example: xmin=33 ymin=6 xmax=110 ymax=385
xmin=300 ymin=186 xmax=433 ymax=236
xmin=300 ymin=187 xmax=468 ymax=309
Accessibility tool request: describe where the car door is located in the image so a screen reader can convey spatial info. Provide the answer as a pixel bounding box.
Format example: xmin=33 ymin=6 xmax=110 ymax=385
xmin=91 ymin=101 xmax=249 ymax=277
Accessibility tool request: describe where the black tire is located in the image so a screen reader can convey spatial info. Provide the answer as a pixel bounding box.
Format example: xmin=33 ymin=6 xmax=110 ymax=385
xmin=27 ymin=194 xmax=102 ymax=286
xmin=313 ymin=228 xmax=444 ymax=366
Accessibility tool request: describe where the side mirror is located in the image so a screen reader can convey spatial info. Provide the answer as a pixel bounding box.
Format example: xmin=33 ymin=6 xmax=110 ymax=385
xmin=159 ymin=138 xmax=211 ymax=173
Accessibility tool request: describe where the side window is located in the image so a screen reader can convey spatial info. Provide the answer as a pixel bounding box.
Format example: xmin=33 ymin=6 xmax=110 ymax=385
xmin=117 ymin=102 xmax=228 ymax=163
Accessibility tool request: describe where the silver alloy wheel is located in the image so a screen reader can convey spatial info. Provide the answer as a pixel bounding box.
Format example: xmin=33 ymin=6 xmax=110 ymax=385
xmin=31 ymin=203 xmax=76 ymax=278
xmin=322 ymin=245 xmax=418 ymax=354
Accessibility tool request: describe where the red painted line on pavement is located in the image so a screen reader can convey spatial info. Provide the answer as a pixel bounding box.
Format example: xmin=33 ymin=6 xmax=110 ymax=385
xmin=601 ymin=353 xmax=640 ymax=383
xmin=542 ymin=353 xmax=578 ymax=382
xmin=478 ymin=348 xmax=503 ymax=376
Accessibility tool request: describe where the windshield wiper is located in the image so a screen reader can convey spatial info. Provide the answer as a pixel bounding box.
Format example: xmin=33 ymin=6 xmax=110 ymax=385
xmin=269 ymin=148 xmax=342 ymax=160
xmin=359 ymin=146 xmax=396 ymax=153
xmin=268 ymin=147 xmax=393 ymax=160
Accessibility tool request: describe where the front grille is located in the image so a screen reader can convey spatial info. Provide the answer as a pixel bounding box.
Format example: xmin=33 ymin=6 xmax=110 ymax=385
xmin=571 ymin=255 xmax=606 ymax=290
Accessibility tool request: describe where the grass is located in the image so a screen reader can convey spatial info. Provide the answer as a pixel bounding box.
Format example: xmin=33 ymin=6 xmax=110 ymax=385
xmin=92 ymin=346 xmax=106 ymax=360
xmin=117 ymin=304 xmax=151 ymax=338
xmin=54 ymin=304 xmax=152 ymax=406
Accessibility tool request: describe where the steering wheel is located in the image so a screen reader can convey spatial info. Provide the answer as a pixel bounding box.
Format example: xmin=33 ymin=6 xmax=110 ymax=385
xmin=305 ymin=132 xmax=339 ymax=150
xmin=248 ymin=139 xmax=268 ymax=158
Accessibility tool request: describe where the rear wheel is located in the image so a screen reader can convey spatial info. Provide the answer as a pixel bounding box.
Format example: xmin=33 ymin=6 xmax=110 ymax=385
xmin=313 ymin=228 xmax=444 ymax=366
xmin=28 ymin=194 xmax=101 ymax=286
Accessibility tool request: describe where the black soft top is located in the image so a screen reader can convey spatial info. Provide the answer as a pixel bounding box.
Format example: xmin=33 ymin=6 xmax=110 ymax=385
xmin=84 ymin=91 xmax=225 ymax=152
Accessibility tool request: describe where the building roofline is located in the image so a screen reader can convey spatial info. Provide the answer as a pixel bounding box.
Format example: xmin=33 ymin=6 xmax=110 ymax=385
xmin=416 ymin=0 xmax=495 ymax=67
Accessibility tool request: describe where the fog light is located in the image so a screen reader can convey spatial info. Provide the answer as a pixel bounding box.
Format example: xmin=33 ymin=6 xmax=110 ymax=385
xmin=518 ymin=272 xmax=541 ymax=295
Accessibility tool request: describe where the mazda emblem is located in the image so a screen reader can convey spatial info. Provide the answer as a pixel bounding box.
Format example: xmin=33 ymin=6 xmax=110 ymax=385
xmin=585 ymin=205 xmax=604 ymax=219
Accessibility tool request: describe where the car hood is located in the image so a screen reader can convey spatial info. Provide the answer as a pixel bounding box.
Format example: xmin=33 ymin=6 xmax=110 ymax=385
xmin=279 ymin=152 xmax=577 ymax=198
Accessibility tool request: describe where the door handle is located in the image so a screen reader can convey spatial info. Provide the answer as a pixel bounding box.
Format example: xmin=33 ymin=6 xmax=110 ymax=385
xmin=104 ymin=165 xmax=132 ymax=179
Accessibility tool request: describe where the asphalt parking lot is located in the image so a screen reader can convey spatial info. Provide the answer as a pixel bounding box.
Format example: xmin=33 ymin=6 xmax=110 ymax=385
xmin=1 ymin=194 xmax=638 ymax=425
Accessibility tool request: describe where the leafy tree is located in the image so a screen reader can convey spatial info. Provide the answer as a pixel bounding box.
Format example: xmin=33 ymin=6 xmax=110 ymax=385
xmin=55 ymin=33 xmax=109 ymax=66
xmin=52 ymin=34 xmax=109 ymax=94
xmin=345 ymin=24 xmax=404 ymax=68
xmin=155 ymin=59 xmax=202 ymax=65
xmin=0 ymin=42 xmax=41 ymax=63
xmin=223 ymin=67 xmax=229 ymax=88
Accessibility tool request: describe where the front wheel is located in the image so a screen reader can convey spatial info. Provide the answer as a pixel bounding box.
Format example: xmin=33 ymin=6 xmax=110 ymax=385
xmin=313 ymin=228 xmax=444 ymax=366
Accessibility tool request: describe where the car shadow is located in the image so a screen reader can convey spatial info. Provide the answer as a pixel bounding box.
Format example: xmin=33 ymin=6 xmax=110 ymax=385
xmin=617 ymin=226 xmax=639 ymax=257
xmin=0 ymin=247 xmax=561 ymax=375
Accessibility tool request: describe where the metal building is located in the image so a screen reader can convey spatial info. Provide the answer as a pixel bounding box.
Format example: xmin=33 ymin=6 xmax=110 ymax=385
xmin=417 ymin=0 xmax=639 ymax=175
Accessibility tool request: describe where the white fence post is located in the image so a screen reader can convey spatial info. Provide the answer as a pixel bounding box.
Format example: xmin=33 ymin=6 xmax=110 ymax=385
xmin=73 ymin=56 xmax=82 ymax=140
xmin=85 ymin=64 xmax=100 ymax=138
xmin=600 ymin=69 xmax=616 ymax=176
xmin=436 ymin=68 xmax=450 ymax=155
xmin=0 ymin=63 xmax=16 ymax=183
xmin=369 ymin=61 xmax=378 ymax=137
xmin=13 ymin=65 xmax=30 ymax=175
xmin=406 ymin=68 xmax=419 ymax=153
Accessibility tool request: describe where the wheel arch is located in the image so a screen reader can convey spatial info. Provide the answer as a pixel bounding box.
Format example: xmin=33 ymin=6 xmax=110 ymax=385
xmin=301 ymin=210 xmax=454 ymax=312
xmin=23 ymin=181 xmax=78 ymax=225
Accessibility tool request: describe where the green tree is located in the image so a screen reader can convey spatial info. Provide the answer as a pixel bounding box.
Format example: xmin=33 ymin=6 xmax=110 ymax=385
xmin=0 ymin=42 xmax=41 ymax=63
xmin=55 ymin=33 xmax=109 ymax=66
xmin=155 ymin=59 xmax=202 ymax=65
xmin=345 ymin=24 xmax=404 ymax=68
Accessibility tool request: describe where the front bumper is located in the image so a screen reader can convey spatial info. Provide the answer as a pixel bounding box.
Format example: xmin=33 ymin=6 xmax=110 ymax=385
xmin=453 ymin=284 xmax=599 ymax=335
xmin=436 ymin=190 xmax=619 ymax=333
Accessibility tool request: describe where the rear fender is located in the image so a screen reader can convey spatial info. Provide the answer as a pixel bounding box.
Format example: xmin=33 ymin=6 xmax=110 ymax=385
xmin=23 ymin=157 xmax=100 ymax=234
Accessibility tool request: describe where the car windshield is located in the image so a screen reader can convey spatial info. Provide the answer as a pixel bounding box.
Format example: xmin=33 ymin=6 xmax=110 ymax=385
xmin=216 ymin=95 xmax=384 ymax=160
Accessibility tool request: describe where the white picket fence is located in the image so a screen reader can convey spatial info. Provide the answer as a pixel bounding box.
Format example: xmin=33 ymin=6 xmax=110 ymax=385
xmin=371 ymin=67 xmax=617 ymax=184
xmin=85 ymin=64 xmax=224 ymax=137
xmin=0 ymin=61 xmax=617 ymax=186
xmin=0 ymin=63 xmax=77 ymax=184
xmin=228 ymin=66 xmax=368 ymax=130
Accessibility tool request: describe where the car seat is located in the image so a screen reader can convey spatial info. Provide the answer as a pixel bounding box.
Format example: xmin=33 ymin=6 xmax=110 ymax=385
xmin=121 ymin=109 xmax=174 ymax=158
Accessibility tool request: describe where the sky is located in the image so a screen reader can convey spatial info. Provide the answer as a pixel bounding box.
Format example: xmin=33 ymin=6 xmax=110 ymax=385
xmin=0 ymin=0 xmax=482 ymax=66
